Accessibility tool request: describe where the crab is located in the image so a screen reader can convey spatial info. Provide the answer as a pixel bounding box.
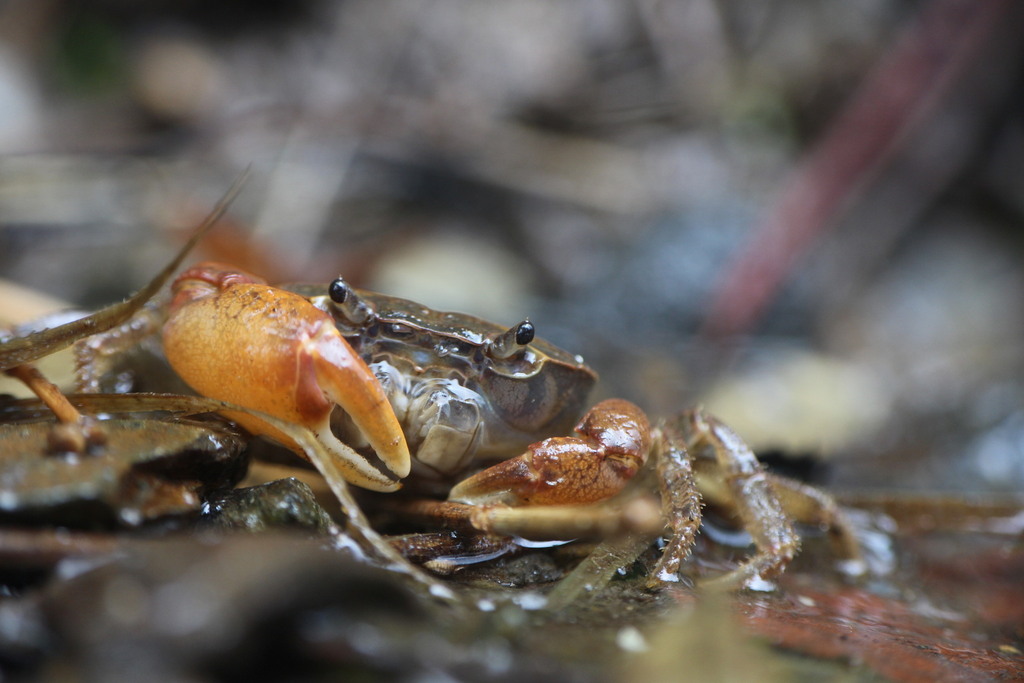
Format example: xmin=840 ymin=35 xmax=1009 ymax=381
xmin=3 ymin=189 xmax=860 ymax=589
xmin=78 ymin=259 xmax=856 ymax=589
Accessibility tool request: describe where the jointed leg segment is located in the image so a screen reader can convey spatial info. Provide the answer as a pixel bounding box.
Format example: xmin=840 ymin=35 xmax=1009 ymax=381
xmin=681 ymin=410 xmax=799 ymax=589
xmin=4 ymin=363 xmax=107 ymax=453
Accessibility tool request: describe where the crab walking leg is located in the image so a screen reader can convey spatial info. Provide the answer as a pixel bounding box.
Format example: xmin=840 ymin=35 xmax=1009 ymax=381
xmin=448 ymin=398 xmax=651 ymax=506
xmin=4 ymin=363 xmax=107 ymax=452
xmin=162 ymin=264 xmax=410 ymax=491
xmin=75 ymin=302 xmax=165 ymax=393
xmin=648 ymin=424 xmax=703 ymax=585
xmin=390 ymin=497 xmax=663 ymax=541
xmin=685 ymin=410 xmax=799 ymax=590
xmin=768 ymin=474 xmax=863 ymax=566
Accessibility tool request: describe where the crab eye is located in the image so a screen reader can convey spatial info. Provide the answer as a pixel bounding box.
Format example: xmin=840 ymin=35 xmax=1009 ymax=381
xmin=327 ymin=277 xmax=375 ymax=325
xmin=514 ymin=321 xmax=535 ymax=345
xmin=328 ymin=277 xmax=349 ymax=303
xmin=487 ymin=320 xmax=534 ymax=359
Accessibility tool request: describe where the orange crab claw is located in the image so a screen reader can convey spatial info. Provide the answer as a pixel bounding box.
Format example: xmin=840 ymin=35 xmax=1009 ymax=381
xmin=162 ymin=263 xmax=410 ymax=492
xmin=448 ymin=398 xmax=650 ymax=506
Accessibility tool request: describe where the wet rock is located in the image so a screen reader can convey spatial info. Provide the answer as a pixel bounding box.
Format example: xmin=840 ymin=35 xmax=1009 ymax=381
xmin=200 ymin=477 xmax=337 ymax=534
xmin=0 ymin=415 xmax=247 ymax=528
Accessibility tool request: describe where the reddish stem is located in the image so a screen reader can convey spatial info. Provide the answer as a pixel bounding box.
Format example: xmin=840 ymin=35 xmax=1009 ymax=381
xmin=701 ymin=0 xmax=1014 ymax=338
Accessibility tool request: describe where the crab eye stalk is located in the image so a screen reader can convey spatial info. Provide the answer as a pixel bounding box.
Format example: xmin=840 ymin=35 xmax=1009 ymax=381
xmin=487 ymin=320 xmax=534 ymax=359
xmin=328 ymin=277 xmax=375 ymax=325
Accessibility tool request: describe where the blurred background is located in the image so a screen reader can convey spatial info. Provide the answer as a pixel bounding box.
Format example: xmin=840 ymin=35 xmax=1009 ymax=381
xmin=2 ymin=0 xmax=1024 ymax=495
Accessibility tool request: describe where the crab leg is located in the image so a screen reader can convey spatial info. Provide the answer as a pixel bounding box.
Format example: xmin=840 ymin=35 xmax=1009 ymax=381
xmin=647 ymin=423 xmax=703 ymax=584
xmin=766 ymin=474 xmax=863 ymax=565
xmin=448 ymin=398 xmax=650 ymax=506
xmin=3 ymin=363 xmax=107 ymax=452
xmin=392 ymin=496 xmax=662 ymax=541
xmin=684 ymin=410 xmax=799 ymax=590
xmin=162 ymin=263 xmax=410 ymax=491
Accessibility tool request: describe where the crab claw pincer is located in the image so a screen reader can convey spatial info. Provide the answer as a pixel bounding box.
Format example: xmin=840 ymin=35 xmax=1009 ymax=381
xmin=162 ymin=263 xmax=410 ymax=491
xmin=448 ymin=398 xmax=650 ymax=506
